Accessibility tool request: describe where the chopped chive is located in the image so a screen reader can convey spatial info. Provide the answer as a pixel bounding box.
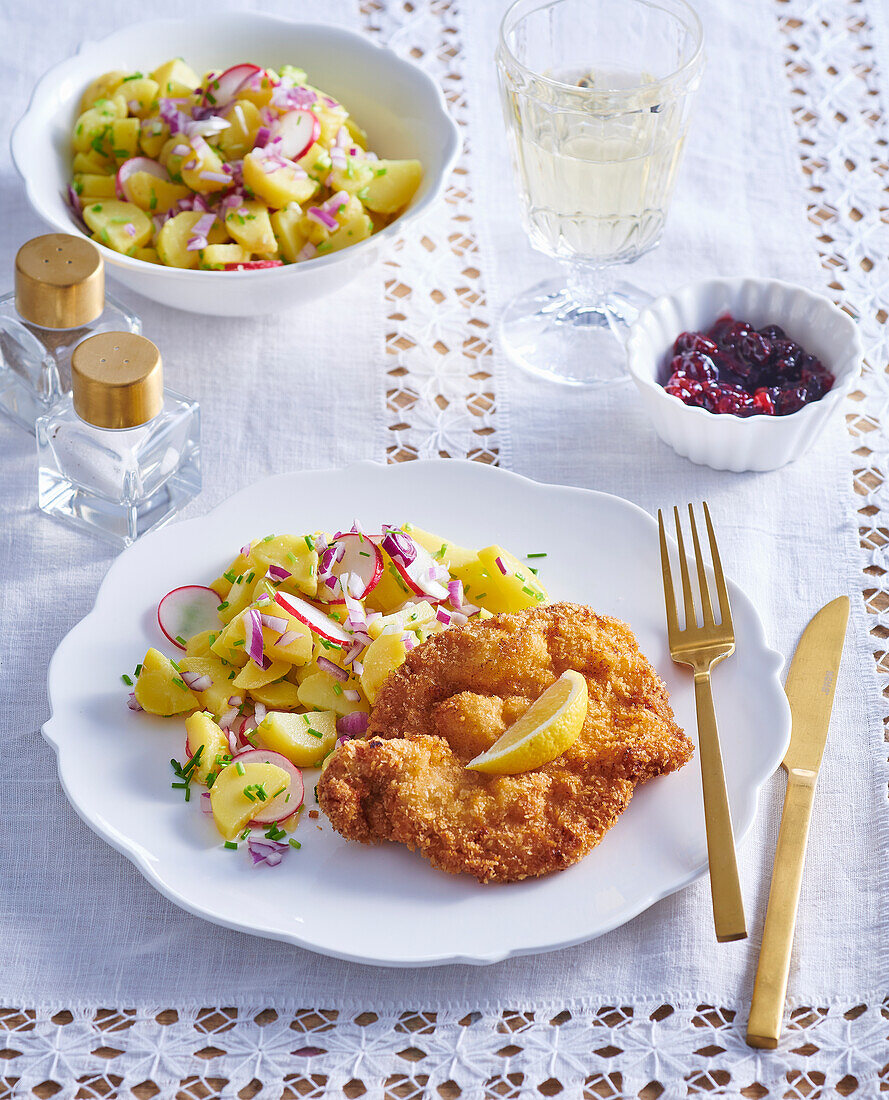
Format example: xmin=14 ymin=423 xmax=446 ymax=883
xmin=236 ymin=762 xmax=245 ymax=775
xmin=262 ymin=534 xmax=275 ymax=542
xmin=233 ymin=639 xmax=245 ymax=647
xmin=223 ymin=570 xmax=236 ymax=583
xmin=307 ymin=728 xmax=322 ymax=739
xmin=246 ymin=572 xmax=255 ymax=583
xmin=134 ymin=663 xmax=142 ymax=677
xmin=526 ymin=552 xmax=547 ymax=559
xmin=121 ymin=673 xmax=133 ymax=686
xmin=170 ymin=659 xmax=181 ymax=671
xmin=521 ymin=586 xmax=536 ymax=596
xmin=304 ymin=534 xmax=315 ymax=550
xmin=476 ymin=592 xmax=487 ymax=599
xmin=175 ymin=634 xmax=186 ymax=646
xmin=171 ymin=781 xmax=186 ymax=789
xmin=184 ymin=785 xmax=190 ymax=801
xmin=289 ymin=838 xmax=301 ymax=849
xmin=224 ymin=840 xmax=238 ymax=849
xmin=209 ymin=633 xmax=217 ymax=645
xmin=241 ymin=828 xmax=251 ymax=839
xmin=359 ymin=550 xmax=370 ymax=558
xmin=286 ymin=552 xmax=297 ymax=565
xmin=228 ymin=670 xmax=236 ymax=680
xmin=217 ymin=601 xmax=229 ymax=611
xmin=529 ymin=567 xmax=538 ymax=576
xmin=173 ymin=678 xmax=189 ymax=691
xmin=243 ymin=788 xmax=256 ymax=802
xmin=332 ymin=683 xmax=343 ymax=696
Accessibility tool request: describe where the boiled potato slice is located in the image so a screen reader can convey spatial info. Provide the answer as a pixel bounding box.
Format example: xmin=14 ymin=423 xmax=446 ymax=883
xmin=224 ymin=200 xmax=277 ymax=254
xmin=319 ymin=206 xmax=373 ymax=254
xmin=212 ymin=605 xmax=312 ymax=667
xmin=83 ymin=200 xmax=152 ymax=254
xmin=250 ymin=534 xmax=318 ymax=598
xmin=134 ymin=648 xmax=198 ymax=715
xmin=180 ymin=140 xmax=230 ymax=194
xmin=448 ymin=555 xmax=506 ymax=613
xmin=237 ymin=72 xmax=276 ymax=109
xmin=72 ymin=101 xmax=122 ymax=154
xmin=368 ymin=601 xmax=436 ymax=640
xmin=156 ymin=211 xmax=228 ymax=270
xmin=365 ymin=554 xmax=413 ymax=613
xmin=361 ymin=159 xmax=423 ymax=214
xmin=139 ymin=119 xmax=169 ymax=158
xmin=134 ymin=247 xmax=161 ymax=264
xmin=110 ymin=118 xmax=141 ymax=163
xmin=255 ymin=709 xmax=338 ymax=767
xmin=360 ymin=633 xmax=408 ymax=704
xmin=316 ymin=105 xmax=349 ymax=146
xmin=218 ymin=99 xmax=263 ymax=159
xmin=327 ymin=154 xmax=375 ymax=198
xmin=248 ymin=680 xmax=303 ymax=711
xmin=152 ymin=58 xmax=200 ymax=97
xmin=477 ymin=546 xmax=547 ymax=613
xmin=179 ymin=654 xmax=239 ymax=718
xmin=79 ymin=70 xmax=126 ymax=113
xmin=243 ymin=151 xmax=318 ymax=208
xmin=74 ymin=173 xmax=117 ymax=198
xmin=125 ymin=172 xmax=191 ymax=214
xmin=118 ymin=76 xmax=159 ymax=117
xmin=209 ymin=761 xmax=289 ymax=840
xmin=298 ymin=670 xmax=369 ymax=716
xmin=403 ymin=523 xmax=476 ymax=571
xmin=345 ymin=116 xmax=368 ymax=149
xmin=297 ymin=142 xmax=332 ymax=183
xmin=72 ymin=151 xmax=115 ymax=175
xmin=158 ymin=136 xmax=188 ymax=180
xmin=270 ymin=206 xmax=308 ymax=263
xmin=199 ymin=244 xmax=250 ymax=269
xmin=232 ymin=657 xmax=290 ymax=690
xmin=184 ymin=712 xmax=230 ymax=785
xmin=185 ymin=629 xmax=218 ymax=658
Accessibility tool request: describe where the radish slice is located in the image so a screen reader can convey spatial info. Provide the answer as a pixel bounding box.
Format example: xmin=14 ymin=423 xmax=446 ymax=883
xmin=380 ymin=528 xmax=450 ymax=601
xmin=272 ymin=108 xmax=320 ymax=160
xmin=222 ymin=260 xmax=284 ymax=270
xmin=319 ymin=533 xmax=383 ymax=602
xmin=232 ymin=748 xmax=304 ymax=823
xmin=274 ymin=591 xmax=351 ymax=645
xmin=202 ymin=63 xmax=262 ymax=108
xmin=116 ymin=157 xmax=169 ymax=201
xmin=157 ymin=585 xmax=222 ymax=649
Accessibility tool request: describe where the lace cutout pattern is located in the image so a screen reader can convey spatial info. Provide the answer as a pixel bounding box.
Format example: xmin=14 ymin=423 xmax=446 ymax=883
xmin=6 ymin=0 xmax=889 ymax=1095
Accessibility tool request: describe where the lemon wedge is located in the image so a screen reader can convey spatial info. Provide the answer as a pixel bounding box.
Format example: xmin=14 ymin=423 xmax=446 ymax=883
xmin=466 ymin=670 xmax=588 ymax=774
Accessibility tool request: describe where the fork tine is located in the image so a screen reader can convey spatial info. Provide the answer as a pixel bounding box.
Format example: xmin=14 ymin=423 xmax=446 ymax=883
xmin=703 ymin=501 xmax=733 ymax=630
xmin=658 ymin=510 xmax=680 ymax=639
xmin=688 ymin=503 xmax=715 ymax=626
xmin=673 ymin=506 xmax=697 ymax=630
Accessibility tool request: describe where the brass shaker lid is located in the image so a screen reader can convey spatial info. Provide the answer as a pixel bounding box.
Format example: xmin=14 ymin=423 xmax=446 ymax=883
xmin=72 ymin=332 xmax=164 ymax=429
xmin=15 ymin=234 xmax=105 ymax=328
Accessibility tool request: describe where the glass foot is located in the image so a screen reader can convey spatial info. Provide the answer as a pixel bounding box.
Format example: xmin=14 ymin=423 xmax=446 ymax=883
xmin=499 ymin=276 xmax=652 ymax=387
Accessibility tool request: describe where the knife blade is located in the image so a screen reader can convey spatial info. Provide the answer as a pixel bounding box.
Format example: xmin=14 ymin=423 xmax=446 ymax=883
xmin=746 ymin=595 xmax=849 ymax=1049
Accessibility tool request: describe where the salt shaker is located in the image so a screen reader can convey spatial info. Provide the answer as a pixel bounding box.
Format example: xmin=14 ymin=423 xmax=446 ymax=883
xmin=36 ymin=331 xmax=201 ymax=547
xmin=0 ymin=233 xmax=140 ymax=432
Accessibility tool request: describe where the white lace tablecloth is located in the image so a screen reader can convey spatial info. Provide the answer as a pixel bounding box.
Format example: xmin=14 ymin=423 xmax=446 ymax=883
xmin=1 ymin=0 xmax=888 ymax=1096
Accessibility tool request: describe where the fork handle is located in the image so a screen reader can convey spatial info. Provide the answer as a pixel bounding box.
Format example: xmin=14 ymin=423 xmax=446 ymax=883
xmin=694 ymin=670 xmax=747 ymax=942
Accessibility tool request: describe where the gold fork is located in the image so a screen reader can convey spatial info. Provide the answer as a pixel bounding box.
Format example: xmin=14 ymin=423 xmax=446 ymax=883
xmin=658 ymin=502 xmax=747 ymax=943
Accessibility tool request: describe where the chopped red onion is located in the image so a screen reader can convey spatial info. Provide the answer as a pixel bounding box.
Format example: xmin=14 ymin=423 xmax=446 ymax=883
xmin=403 ymin=634 xmax=415 ymax=651
xmin=296 ymin=242 xmax=317 ymax=262
xmin=247 ymin=837 xmax=288 ymax=866
xmin=220 ymin=707 xmax=238 ymax=729
xmin=124 ymin=222 xmax=136 ymax=238
xmin=198 ymin=170 xmax=230 ymax=183
xmin=307 ymin=206 xmax=338 ymax=231
xmin=254 ymin=702 xmax=267 ymax=724
xmin=228 ymin=695 xmax=243 ymax=706
xmin=266 ymin=565 xmax=291 ymax=582
xmin=227 ymin=730 xmax=239 ymax=754
xmin=436 ymin=608 xmax=451 ymax=625
xmin=495 ymin=556 xmax=507 ymax=575
xmin=276 ymin=630 xmax=298 ymax=648
xmin=254 ymin=125 xmax=270 ymax=148
xmin=171 ymin=143 xmax=190 ymax=157
xmin=343 ymin=689 xmax=361 ymax=702
xmin=381 ymin=527 xmax=417 ymax=565
xmin=352 ymin=659 xmax=364 ymax=676
xmin=337 ymin=711 xmax=369 ymax=736
xmin=126 ymin=692 xmax=143 ymax=712
xmin=201 ymin=791 xmax=213 ymax=815
xmin=450 ymin=611 xmax=469 ymax=627
xmin=260 ymin=612 xmax=288 ymax=632
xmin=317 ymin=656 xmax=348 ymax=681
xmin=240 ymin=543 xmax=251 ymax=556
xmin=189 ymin=674 xmax=212 ymax=692
xmin=447 ymin=579 xmax=464 ymax=610
xmin=245 ymin=608 xmax=264 ymax=666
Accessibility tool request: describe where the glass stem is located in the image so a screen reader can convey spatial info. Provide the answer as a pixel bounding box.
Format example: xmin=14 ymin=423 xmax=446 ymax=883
xmin=565 ymin=262 xmax=611 ymax=312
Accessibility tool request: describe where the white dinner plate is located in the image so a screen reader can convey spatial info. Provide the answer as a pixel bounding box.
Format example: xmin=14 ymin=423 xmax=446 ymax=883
xmin=44 ymin=460 xmax=790 ymax=966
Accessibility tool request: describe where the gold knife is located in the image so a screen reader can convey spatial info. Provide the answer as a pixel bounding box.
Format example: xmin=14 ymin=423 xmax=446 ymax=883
xmin=746 ymin=595 xmax=849 ymax=1049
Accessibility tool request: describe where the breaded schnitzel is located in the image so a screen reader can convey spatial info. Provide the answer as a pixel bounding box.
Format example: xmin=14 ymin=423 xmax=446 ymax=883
xmin=318 ymin=603 xmax=692 ymax=882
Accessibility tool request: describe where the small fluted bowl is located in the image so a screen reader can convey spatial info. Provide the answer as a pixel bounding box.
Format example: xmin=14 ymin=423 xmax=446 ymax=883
xmin=11 ymin=15 xmax=460 ymax=317
xmin=626 ymin=277 xmax=862 ymax=472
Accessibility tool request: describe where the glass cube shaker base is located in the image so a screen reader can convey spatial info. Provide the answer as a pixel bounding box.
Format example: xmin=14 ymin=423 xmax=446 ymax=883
xmin=498 ymin=276 xmax=651 ymax=386
xmin=38 ymin=456 xmax=201 ymax=549
xmin=0 ymin=374 xmax=54 ymax=433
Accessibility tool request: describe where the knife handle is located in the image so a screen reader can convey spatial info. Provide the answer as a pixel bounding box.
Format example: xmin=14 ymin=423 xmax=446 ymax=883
xmin=746 ymin=770 xmax=817 ymax=1049
xmin=694 ymin=671 xmax=747 ymax=943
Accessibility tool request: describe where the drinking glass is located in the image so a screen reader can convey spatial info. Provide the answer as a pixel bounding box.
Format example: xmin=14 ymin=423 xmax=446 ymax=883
xmin=496 ymin=0 xmax=704 ymax=386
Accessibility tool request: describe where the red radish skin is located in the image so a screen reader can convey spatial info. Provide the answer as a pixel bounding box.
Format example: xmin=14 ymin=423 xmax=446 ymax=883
xmin=203 ymin=63 xmax=262 ymax=108
xmin=232 ymin=748 xmax=304 ymax=824
xmin=222 ymin=261 xmax=284 ymax=270
xmin=116 ymin=157 xmax=169 ymax=201
xmin=274 ymin=591 xmax=352 ymax=645
xmin=386 ymin=550 xmax=449 ymax=602
xmin=326 ymin=533 xmax=384 ymax=600
xmin=273 ymin=109 xmax=320 ymax=160
xmin=157 ymin=585 xmax=223 ymax=650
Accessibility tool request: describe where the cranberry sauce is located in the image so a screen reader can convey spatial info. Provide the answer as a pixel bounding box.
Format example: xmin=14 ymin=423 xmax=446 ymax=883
xmin=663 ymin=315 xmax=834 ymax=416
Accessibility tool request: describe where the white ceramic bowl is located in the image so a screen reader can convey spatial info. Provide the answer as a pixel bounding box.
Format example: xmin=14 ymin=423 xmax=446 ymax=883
xmin=11 ymin=15 xmax=460 ymax=317
xmin=626 ymin=277 xmax=862 ymax=472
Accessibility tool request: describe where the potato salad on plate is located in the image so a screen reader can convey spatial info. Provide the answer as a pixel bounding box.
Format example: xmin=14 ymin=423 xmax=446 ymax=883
xmin=127 ymin=522 xmax=548 ymax=865
xmin=69 ymin=58 xmax=423 ymax=269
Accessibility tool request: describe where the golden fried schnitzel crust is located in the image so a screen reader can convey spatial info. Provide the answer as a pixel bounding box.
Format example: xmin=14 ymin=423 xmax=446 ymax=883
xmin=318 ymin=603 xmax=692 ymax=882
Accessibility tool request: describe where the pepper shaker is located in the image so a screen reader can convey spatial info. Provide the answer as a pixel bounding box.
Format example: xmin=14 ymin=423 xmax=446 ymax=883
xmin=0 ymin=233 xmax=140 ymax=432
xmin=36 ymin=331 xmax=201 ymax=547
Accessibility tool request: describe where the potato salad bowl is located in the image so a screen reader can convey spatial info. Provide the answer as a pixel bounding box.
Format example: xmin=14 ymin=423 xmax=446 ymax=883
xmin=11 ymin=15 xmax=460 ymax=316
